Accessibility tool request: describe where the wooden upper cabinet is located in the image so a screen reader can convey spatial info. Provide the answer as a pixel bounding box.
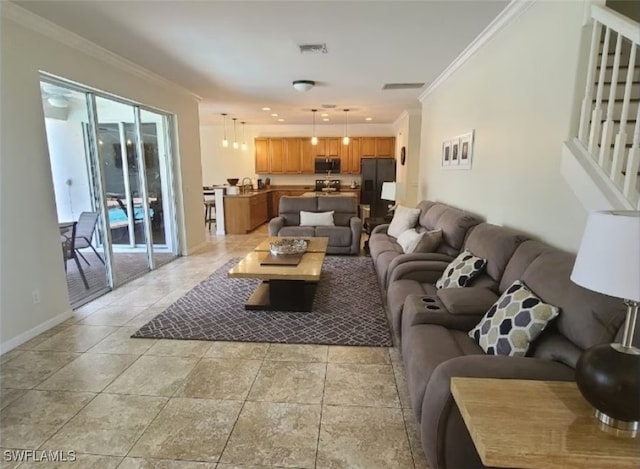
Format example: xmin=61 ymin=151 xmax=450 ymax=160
xmin=325 ymin=138 xmax=341 ymax=157
xmin=348 ymin=138 xmax=362 ymax=174
xmin=314 ymin=138 xmax=326 ymax=158
xmin=376 ymin=137 xmax=395 ymax=157
xmin=269 ymin=138 xmax=285 ymax=173
xmin=361 ymin=137 xmax=376 ymax=157
xmin=283 ymin=138 xmax=301 ymax=173
xmin=255 ymin=138 xmax=269 ymax=173
xmin=300 ymin=139 xmax=315 ymax=174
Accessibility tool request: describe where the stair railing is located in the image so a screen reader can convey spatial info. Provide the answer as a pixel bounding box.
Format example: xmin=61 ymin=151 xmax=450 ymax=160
xmin=577 ymin=5 xmax=640 ymax=208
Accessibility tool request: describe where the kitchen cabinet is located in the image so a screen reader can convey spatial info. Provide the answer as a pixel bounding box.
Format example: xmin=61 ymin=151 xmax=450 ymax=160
xmin=341 ymin=137 xmax=362 ymax=174
xmin=361 ymin=137 xmax=395 ymax=158
xmin=283 ymin=138 xmax=301 ymax=173
xmin=255 ymin=138 xmax=269 ymax=173
xmin=255 ymin=136 xmax=394 ymax=173
xmin=224 ymin=192 xmax=269 ymax=234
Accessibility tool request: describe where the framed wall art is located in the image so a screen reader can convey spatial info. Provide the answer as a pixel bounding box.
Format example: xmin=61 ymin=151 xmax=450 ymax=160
xmin=442 ymin=130 xmax=475 ymax=170
xmin=442 ymin=140 xmax=452 ymax=166
xmin=458 ymin=131 xmax=474 ymax=169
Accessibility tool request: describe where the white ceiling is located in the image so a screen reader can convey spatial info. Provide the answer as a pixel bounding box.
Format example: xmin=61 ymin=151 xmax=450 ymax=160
xmin=15 ymin=0 xmax=509 ymax=125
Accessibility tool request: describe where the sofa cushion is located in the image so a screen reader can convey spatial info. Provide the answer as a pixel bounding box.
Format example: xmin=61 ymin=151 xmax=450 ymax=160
xmin=369 ymin=236 xmax=402 ymax=261
xmin=388 ymin=205 xmax=421 ymax=238
xmin=388 ymin=279 xmax=437 ymax=335
xmin=300 ymin=210 xmax=334 ymax=226
xmin=469 ymin=280 xmax=560 ymax=357
xmin=279 ymin=226 xmax=316 ymax=237
xmin=435 ymin=251 xmax=487 ymax=289
xmin=317 ymin=196 xmax=357 ymax=226
xmin=434 ymin=210 xmax=481 ymax=258
xmin=316 ymin=226 xmax=352 ymax=247
xmin=419 ymin=203 xmax=448 ymax=230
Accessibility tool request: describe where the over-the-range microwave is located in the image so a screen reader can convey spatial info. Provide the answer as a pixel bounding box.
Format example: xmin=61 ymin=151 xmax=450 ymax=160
xmin=314 ymin=158 xmax=341 ymax=174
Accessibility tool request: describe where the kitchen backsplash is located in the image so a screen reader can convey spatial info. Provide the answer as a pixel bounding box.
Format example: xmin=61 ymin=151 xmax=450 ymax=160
xmin=260 ymin=174 xmax=362 ymax=187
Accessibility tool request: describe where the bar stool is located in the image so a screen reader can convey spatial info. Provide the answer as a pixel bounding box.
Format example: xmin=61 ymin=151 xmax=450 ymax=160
xmin=204 ymin=199 xmax=216 ymax=230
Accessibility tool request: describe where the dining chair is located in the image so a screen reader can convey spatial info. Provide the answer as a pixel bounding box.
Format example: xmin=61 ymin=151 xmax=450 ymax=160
xmin=60 ymin=222 xmax=89 ymax=289
xmin=74 ymin=211 xmax=105 ymax=265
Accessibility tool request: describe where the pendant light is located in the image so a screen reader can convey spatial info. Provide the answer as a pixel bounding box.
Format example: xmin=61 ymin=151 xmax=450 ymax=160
xmin=241 ymin=121 xmax=247 ymax=150
xmin=232 ymin=118 xmax=239 ymax=149
xmin=342 ymin=109 xmax=350 ymax=145
xmin=311 ymin=109 xmax=318 ymax=146
xmin=221 ymin=113 xmax=229 ymax=148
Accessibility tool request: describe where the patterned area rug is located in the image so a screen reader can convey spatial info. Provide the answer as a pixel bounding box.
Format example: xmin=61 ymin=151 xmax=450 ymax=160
xmin=133 ymin=256 xmax=392 ymax=346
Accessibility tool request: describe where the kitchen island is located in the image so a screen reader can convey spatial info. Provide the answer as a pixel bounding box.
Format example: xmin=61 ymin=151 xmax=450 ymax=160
xmin=221 ymin=187 xmax=360 ymax=234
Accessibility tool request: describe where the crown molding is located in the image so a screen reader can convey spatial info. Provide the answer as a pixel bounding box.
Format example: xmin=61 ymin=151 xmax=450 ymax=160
xmin=392 ymin=108 xmax=422 ymax=128
xmin=2 ymin=2 xmax=202 ymax=102
xmin=419 ymin=0 xmax=535 ymax=102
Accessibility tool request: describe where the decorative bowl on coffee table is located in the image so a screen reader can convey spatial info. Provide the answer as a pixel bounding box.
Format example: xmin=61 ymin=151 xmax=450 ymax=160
xmin=270 ymin=239 xmax=308 ymax=256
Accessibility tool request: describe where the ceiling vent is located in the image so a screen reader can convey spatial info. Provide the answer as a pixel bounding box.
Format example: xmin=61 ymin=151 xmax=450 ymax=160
xmin=382 ymin=83 xmax=425 ymax=90
xmin=322 ymin=104 xmax=337 ymax=109
xmin=299 ymin=43 xmax=328 ymax=54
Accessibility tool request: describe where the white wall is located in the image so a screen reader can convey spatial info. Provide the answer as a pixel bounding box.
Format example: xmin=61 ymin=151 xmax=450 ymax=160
xmin=0 ymin=10 xmax=204 ymax=350
xmin=419 ymin=1 xmax=589 ymax=252
xmin=393 ymin=110 xmax=421 ymax=206
xmin=200 ymin=123 xmax=395 ymax=187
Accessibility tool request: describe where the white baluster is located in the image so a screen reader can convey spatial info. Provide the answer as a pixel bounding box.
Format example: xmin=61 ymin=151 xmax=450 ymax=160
xmin=588 ymin=27 xmax=611 ymax=156
xmin=610 ymin=42 xmax=637 ymax=187
xmin=598 ymin=32 xmax=622 ymax=172
xmin=579 ymin=21 xmax=603 ymax=144
xmin=622 ymin=103 xmax=640 ymax=206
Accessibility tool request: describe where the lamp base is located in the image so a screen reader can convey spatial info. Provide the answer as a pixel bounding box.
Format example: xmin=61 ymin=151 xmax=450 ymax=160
xmin=575 ymin=343 xmax=640 ymax=429
xmin=595 ymin=409 xmax=639 ymax=431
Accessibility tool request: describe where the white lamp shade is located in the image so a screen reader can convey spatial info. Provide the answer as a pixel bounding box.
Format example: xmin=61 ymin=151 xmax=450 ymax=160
xmin=381 ymin=182 xmax=397 ymax=201
xmin=571 ymin=211 xmax=640 ymax=301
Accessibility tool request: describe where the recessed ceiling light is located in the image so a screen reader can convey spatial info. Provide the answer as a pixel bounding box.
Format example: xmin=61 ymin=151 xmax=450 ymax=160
xmin=365 ymin=117 xmax=373 ymax=121
xmin=262 ymin=107 xmax=271 ymax=111
xmin=322 ymin=118 xmax=330 ymax=121
xmin=277 ymin=118 xmax=285 ymax=122
xmin=271 ymin=113 xmax=278 ymax=117
xmin=321 ymin=113 xmax=328 ymax=117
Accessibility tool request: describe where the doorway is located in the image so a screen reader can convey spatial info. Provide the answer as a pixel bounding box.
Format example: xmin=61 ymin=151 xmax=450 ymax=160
xmin=41 ymin=77 xmax=180 ymax=308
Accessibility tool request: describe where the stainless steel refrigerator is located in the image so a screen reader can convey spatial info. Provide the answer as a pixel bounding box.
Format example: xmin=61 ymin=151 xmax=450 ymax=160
xmin=360 ymin=158 xmax=396 ymax=219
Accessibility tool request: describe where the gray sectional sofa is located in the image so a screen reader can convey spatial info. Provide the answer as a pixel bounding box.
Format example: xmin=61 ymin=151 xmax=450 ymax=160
xmin=370 ymin=200 xmax=632 ymax=469
xmin=268 ymin=195 xmax=362 ymax=255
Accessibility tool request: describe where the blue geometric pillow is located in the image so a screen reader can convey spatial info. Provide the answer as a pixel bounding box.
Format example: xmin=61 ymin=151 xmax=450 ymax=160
xmin=469 ymin=280 xmax=561 ymax=356
xmin=435 ymin=250 xmax=487 ymax=289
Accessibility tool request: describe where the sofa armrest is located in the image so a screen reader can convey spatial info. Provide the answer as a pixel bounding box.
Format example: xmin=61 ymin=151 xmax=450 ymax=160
xmin=437 ymin=287 xmax=498 ymax=316
xmin=421 ymin=354 xmax=575 ymax=469
xmin=268 ymin=217 xmax=284 ymax=236
xmin=371 ymin=223 xmax=390 ymax=235
xmin=386 ymin=252 xmax=454 ymax=287
xmin=349 ymin=216 xmax=363 ymax=255
xmin=388 ymin=260 xmax=450 ymax=285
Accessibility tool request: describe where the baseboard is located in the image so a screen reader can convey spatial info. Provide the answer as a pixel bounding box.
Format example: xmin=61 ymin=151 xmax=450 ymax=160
xmin=0 ymin=309 xmax=73 ymax=354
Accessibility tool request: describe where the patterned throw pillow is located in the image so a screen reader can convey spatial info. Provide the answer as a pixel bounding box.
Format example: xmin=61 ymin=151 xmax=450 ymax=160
xmin=435 ymin=250 xmax=486 ymax=289
xmin=468 ymin=280 xmax=561 ymax=357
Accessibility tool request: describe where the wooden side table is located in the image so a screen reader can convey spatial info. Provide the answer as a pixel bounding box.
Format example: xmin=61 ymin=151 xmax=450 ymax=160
xmin=363 ymin=216 xmax=392 ymax=254
xmin=451 ymin=377 xmax=640 ymax=468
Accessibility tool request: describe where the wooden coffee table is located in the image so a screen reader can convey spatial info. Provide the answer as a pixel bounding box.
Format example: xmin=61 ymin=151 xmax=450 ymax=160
xmin=228 ymin=237 xmax=328 ymax=312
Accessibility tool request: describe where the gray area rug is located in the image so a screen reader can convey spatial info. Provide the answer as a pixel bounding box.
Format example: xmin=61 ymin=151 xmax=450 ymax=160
xmin=133 ymin=256 xmax=392 ymax=346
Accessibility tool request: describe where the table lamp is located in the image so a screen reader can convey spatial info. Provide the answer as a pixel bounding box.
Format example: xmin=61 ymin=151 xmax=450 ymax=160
xmin=381 ymin=182 xmax=397 ymax=218
xmin=570 ymin=210 xmax=640 ymax=431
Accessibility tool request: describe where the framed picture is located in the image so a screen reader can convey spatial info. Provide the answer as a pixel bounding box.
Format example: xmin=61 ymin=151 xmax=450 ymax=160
xmin=442 ymin=140 xmax=452 ymax=166
xmin=451 ymin=139 xmax=460 ymax=165
xmin=459 ymin=131 xmax=474 ymax=169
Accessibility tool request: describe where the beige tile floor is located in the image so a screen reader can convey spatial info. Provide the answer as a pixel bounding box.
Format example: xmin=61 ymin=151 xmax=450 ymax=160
xmin=0 ymin=226 xmax=429 ymax=469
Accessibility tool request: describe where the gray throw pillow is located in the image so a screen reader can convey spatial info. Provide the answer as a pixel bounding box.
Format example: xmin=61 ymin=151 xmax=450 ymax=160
xmin=412 ymin=229 xmax=442 ymax=253
xmin=469 ymin=280 xmax=561 ymax=356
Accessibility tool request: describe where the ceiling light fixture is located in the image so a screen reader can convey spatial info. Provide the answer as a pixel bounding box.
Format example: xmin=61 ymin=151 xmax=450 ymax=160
xmin=262 ymin=107 xmax=271 ymax=111
xmin=241 ymin=121 xmax=247 ymax=150
xmin=277 ymin=118 xmax=285 ymax=122
xmin=292 ymin=80 xmax=315 ymax=92
xmin=232 ymin=118 xmax=239 ymax=149
xmin=47 ymin=95 xmax=69 ymax=108
xmin=221 ymin=113 xmax=229 ymax=147
xmin=271 ymin=113 xmax=278 ymax=117
xmin=321 ymin=113 xmax=328 ymax=117
xmin=365 ymin=117 xmax=373 ymax=121
xmin=311 ymin=109 xmax=318 ymax=146
xmin=343 ymin=109 xmax=350 ymax=145
xmin=322 ymin=118 xmax=329 ymax=122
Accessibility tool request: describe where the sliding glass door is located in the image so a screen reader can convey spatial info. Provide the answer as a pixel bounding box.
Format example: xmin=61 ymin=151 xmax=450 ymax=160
xmin=41 ymin=76 xmax=179 ymax=305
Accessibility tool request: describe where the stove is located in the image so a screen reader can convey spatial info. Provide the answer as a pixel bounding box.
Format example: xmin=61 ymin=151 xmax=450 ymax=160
xmin=315 ymin=179 xmax=341 ymax=192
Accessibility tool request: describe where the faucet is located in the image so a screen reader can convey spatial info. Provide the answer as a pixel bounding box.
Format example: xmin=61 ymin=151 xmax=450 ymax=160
xmin=241 ymin=177 xmax=252 ymax=193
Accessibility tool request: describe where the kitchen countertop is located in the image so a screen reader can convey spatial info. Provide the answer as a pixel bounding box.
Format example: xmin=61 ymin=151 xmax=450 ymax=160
xmin=222 ymin=186 xmax=359 ymax=198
